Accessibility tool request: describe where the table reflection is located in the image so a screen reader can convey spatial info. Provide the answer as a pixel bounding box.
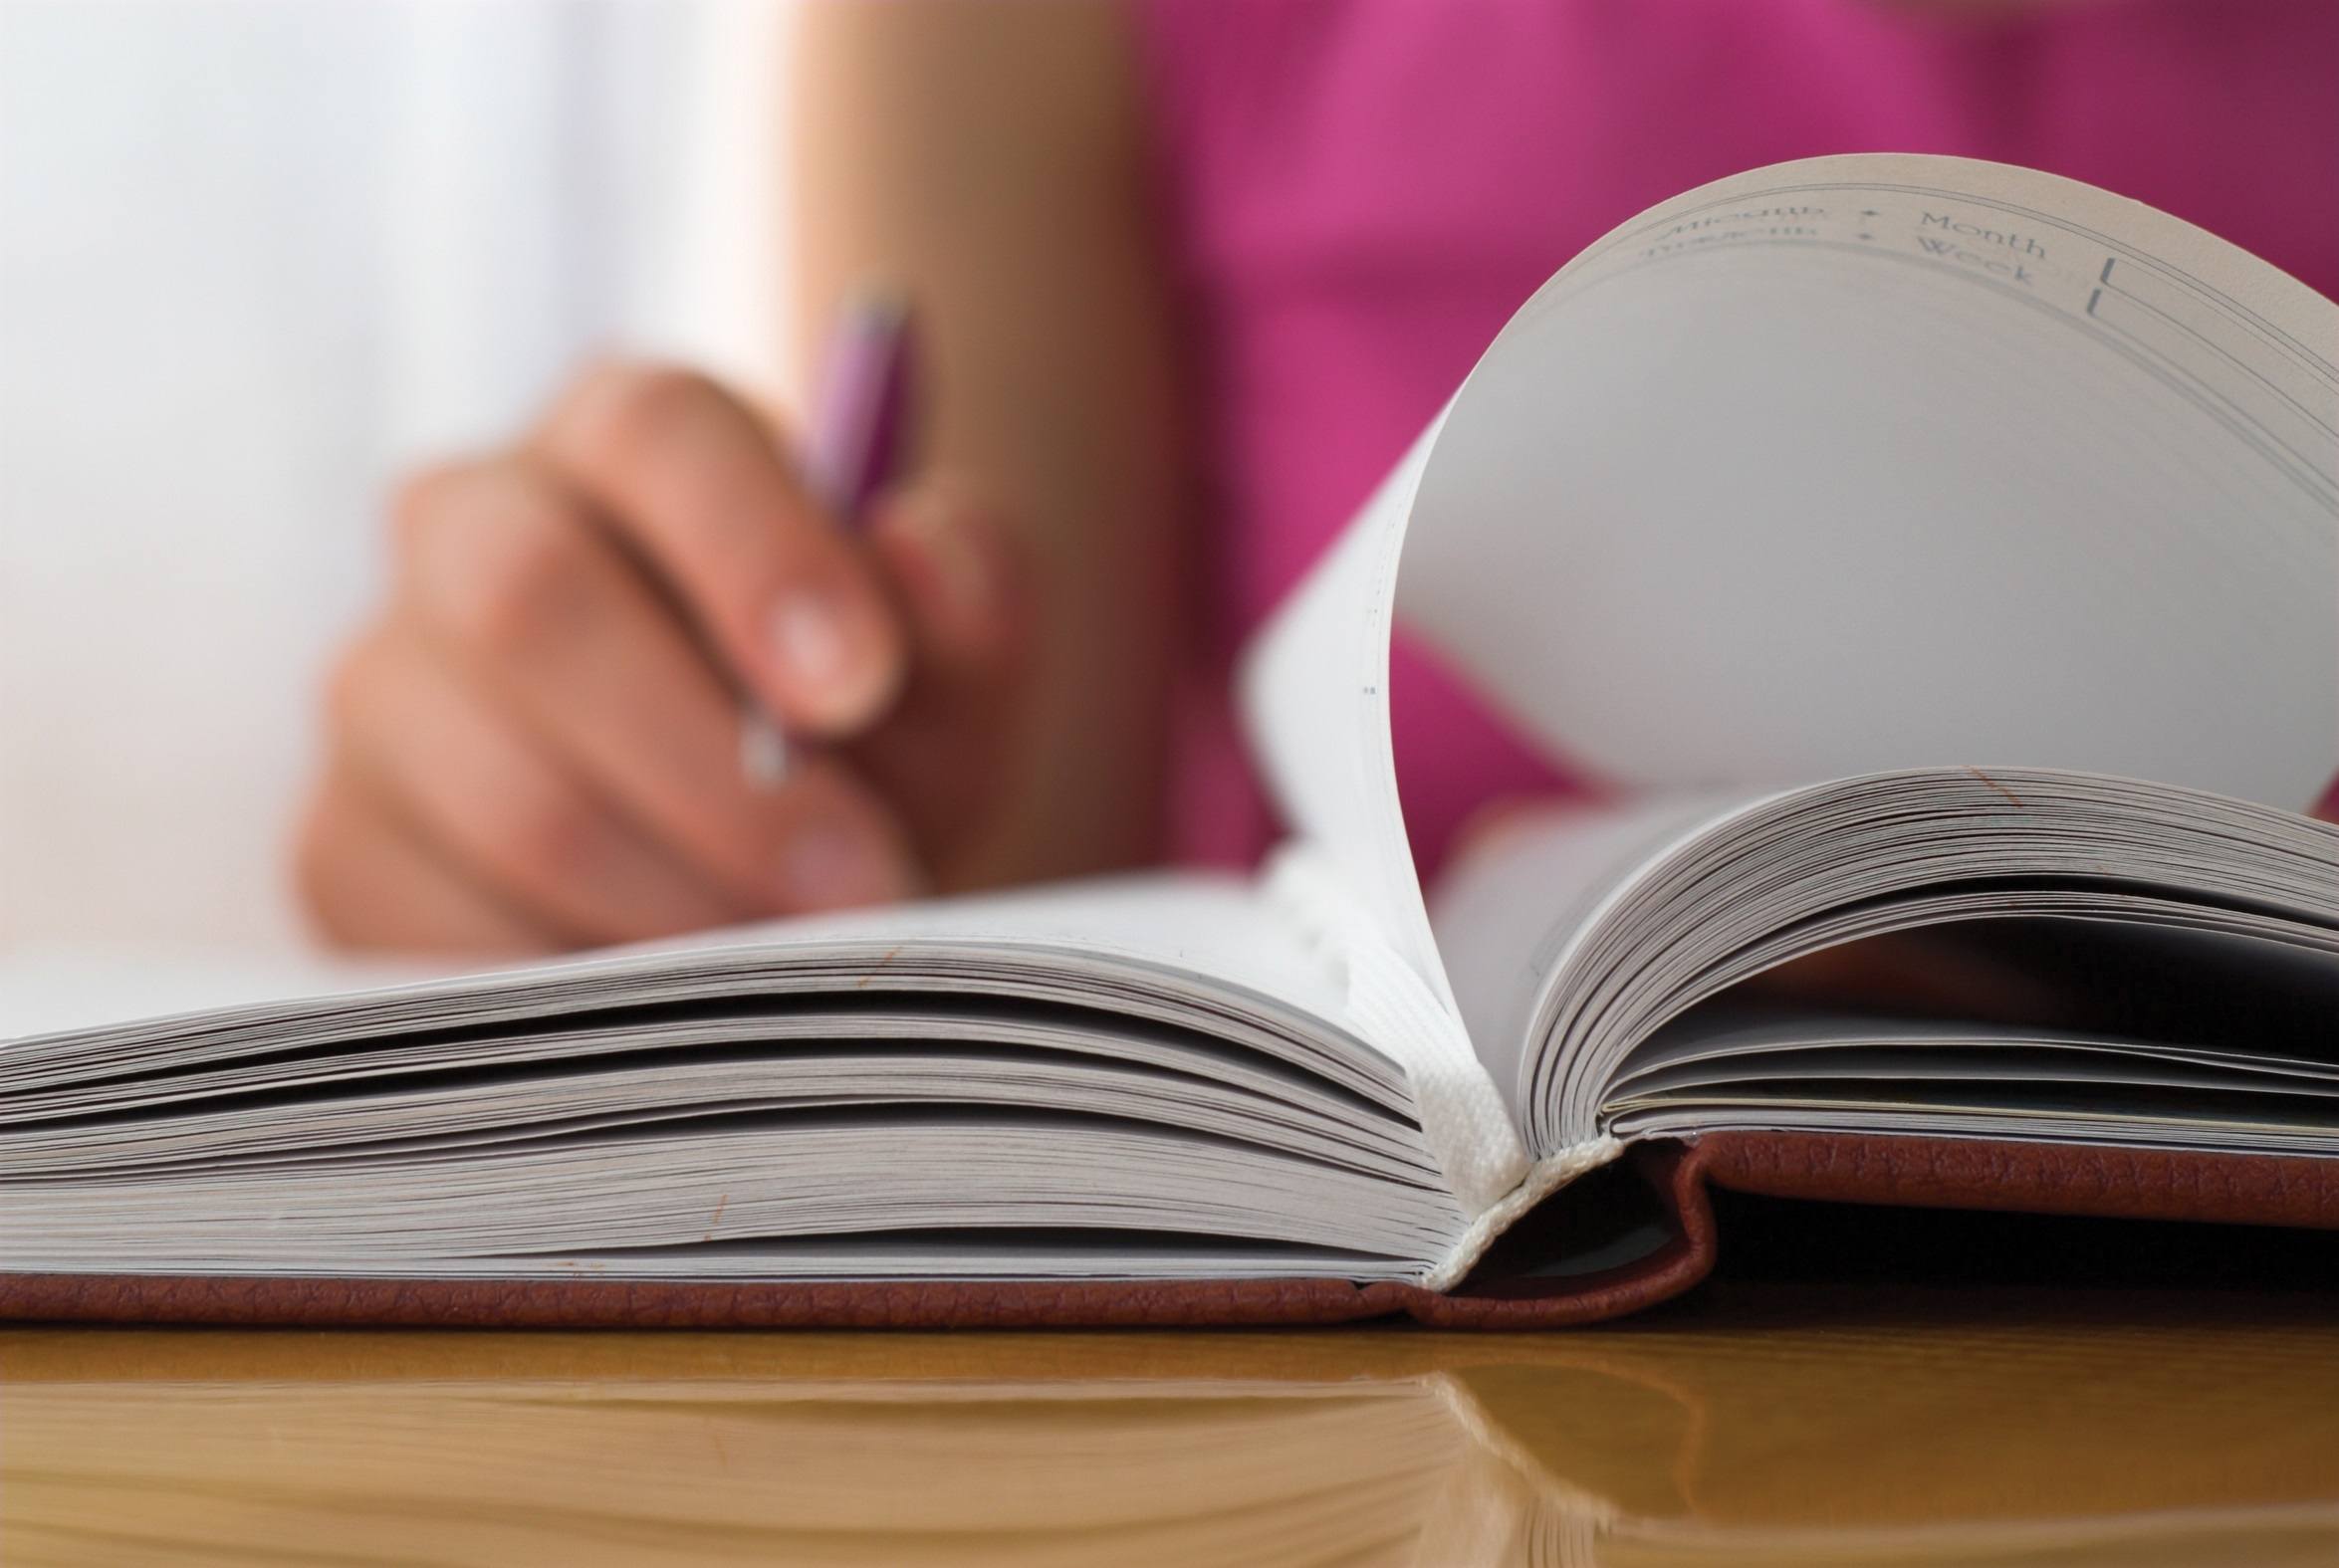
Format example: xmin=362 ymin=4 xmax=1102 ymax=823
xmin=6 ymin=1282 xmax=2337 ymax=1567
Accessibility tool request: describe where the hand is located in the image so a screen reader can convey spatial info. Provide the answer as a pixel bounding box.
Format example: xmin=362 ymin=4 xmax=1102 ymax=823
xmin=296 ymin=361 xmax=1026 ymax=956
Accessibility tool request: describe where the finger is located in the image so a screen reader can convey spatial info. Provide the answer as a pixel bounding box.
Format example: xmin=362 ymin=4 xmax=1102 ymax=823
xmin=296 ymin=768 xmax=558 ymax=958
xmin=2314 ymin=775 xmax=2339 ymax=823
xmin=327 ymin=621 xmax=747 ymax=946
xmin=394 ymin=455 xmax=924 ymax=913
xmin=866 ymin=476 xmax=1027 ymax=685
xmin=738 ymin=752 xmax=930 ymax=914
xmin=852 ymin=478 xmax=1031 ymax=856
xmin=535 ymin=360 xmax=908 ymax=735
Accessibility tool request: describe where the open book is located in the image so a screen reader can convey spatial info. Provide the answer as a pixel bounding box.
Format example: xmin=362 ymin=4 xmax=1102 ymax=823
xmin=6 ymin=154 xmax=2337 ymax=1327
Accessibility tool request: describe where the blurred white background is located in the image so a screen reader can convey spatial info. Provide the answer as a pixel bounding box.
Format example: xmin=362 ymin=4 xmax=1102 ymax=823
xmin=0 ymin=0 xmax=801 ymax=953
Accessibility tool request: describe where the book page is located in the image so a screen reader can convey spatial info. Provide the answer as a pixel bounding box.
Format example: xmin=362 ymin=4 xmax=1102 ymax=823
xmin=1425 ymin=795 xmax=1753 ymax=1121
xmin=3 ymin=872 xmax=1493 ymax=1282
xmin=1468 ymin=768 xmax=2339 ymax=1152
xmin=1243 ymin=419 xmax=1454 ymax=1002
xmin=1244 ymin=152 xmax=2335 ymax=1129
xmin=1242 ymin=432 xmax=1544 ymax=1214
xmin=1400 ymin=153 xmax=2337 ymax=809
xmin=0 ymin=874 xmax=1357 ymax=1059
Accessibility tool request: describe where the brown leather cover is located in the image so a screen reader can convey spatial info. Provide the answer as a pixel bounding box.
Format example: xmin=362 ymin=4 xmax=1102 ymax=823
xmin=6 ymin=1134 xmax=2336 ymax=1328
xmin=1692 ymin=1130 xmax=2339 ymax=1231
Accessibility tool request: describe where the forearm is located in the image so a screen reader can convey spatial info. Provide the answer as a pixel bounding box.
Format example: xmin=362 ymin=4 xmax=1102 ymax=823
xmin=791 ymin=1 xmax=1185 ymax=887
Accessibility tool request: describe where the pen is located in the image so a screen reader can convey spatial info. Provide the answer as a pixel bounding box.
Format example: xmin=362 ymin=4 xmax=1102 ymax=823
xmin=740 ymin=294 xmax=916 ymax=788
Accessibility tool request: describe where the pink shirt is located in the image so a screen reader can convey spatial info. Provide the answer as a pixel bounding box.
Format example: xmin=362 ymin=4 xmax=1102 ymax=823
xmin=1134 ymin=0 xmax=2339 ymax=875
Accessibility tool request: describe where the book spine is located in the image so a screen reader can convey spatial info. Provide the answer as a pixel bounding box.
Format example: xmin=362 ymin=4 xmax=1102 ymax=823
xmin=1261 ymin=845 xmax=1535 ymax=1231
xmin=1423 ymin=1138 xmax=1626 ymax=1291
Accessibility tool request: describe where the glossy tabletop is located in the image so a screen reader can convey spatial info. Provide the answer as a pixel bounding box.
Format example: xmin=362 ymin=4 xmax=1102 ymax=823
xmin=7 ymin=1273 xmax=2339 ymax=1567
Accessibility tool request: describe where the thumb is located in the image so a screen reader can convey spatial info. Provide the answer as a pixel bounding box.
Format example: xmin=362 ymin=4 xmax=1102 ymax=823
xmin=2315 ymin=774 xmax=2339 ymax=825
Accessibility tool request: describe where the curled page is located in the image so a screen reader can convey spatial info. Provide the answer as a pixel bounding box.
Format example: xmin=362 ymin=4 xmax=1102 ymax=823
xmin=1241 ymin=426 xmax=1544 ymax=1217
xmin=1242 ymin=416 xmax=1454 ymax=1003
xmin=1403 ymin=153 xmax=2338 ymax=808
xmin=1244 ymin=151 xmax=2338 ymax=1029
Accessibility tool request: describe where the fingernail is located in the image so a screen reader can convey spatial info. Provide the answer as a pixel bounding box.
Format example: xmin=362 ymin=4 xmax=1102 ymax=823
xmin=768 ymin=588 xmax=892 ymax=730
xmin=778 ymin=818 xmax=914 ymax=911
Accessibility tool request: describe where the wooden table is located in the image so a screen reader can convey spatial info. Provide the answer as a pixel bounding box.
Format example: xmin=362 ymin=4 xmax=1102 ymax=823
xmin=7 ymin=1271 xmax=2337 ymax=1567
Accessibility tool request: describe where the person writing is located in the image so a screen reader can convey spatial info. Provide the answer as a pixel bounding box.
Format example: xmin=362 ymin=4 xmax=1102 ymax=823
xmin=296 ymin=0 xmax=2339 ymax=955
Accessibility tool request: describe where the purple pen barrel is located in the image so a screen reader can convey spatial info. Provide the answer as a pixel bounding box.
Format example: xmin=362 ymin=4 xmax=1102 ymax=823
xmin=739 ymin=294 xmax=917 ymax=790
xmin=806 ymin=294 xmax=915 ymax=522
